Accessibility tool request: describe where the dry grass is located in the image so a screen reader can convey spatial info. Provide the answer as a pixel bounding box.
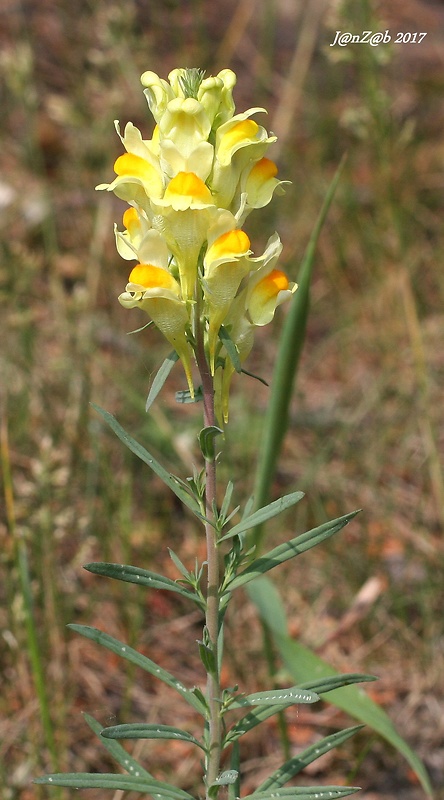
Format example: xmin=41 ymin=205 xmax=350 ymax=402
xmin=1 ymin=1 xmax=444 ymax=798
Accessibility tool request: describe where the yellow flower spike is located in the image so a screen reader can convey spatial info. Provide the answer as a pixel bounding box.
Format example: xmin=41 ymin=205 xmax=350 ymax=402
xmin=119 ymin=264 xmax=195 ymax=397
xmin=247 ymin=268 xmax=297 ymax=326
xmin=101 ymin=66 xmax=295 ymax=417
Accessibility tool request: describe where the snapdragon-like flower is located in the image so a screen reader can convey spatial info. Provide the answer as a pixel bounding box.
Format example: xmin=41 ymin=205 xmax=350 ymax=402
xmin=98 ymin=67 xmax=296 ymax=421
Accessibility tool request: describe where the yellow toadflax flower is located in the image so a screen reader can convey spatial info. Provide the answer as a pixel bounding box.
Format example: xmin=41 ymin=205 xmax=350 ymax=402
xmin=98 ymin=67 xmax=296 ymax=420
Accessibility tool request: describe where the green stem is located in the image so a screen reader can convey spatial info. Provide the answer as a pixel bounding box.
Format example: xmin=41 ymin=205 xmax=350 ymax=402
xmin=194 ymin=292 xmax=221 ymax=797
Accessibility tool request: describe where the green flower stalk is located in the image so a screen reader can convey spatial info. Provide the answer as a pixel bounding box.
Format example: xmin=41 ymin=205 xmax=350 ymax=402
xmin=97 ymin=67 xmax=296 ymax=421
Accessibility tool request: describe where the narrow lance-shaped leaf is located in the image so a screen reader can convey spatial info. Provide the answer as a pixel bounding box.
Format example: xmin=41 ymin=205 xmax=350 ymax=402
xmin=102 ymin=723 xmax=205 ymax=750
xmin=146 ymin=351 xmax=179 ymax=411
xmin=243 ymin=787 xmax=360 ymax=800
xmin=83 ymin=562 xmax=204 ymax=608
xmin=68 ymin=624 xmax=207 ymax=716
xmin=219 ymin=490 xmax=305 ymax=542
xmin=225 ymin=510 xmax=360 ymax=591
xmin=228 ymin=686 xmax=318 ymax=708
xmin=34 ymin=773 xmax=195 ymax=797
xmin=211 ymin=771 xmax=239 ymax=786
xmin=224 ymin=691 xmax=316 ymax=747
xmin=91 ymin=403 xmax=202 ymax=518
xmin=219 ymin=325 xmax=242 ymax=372
xmin=83 ymin=713 xmax=153 ymax=779
xmin=299 ymin=674 xmax=377 ymax=694
xmin=256 ymin=725 xmax=364 ymax=791
xmin=251 ymin=157 xmax=347 ymax=551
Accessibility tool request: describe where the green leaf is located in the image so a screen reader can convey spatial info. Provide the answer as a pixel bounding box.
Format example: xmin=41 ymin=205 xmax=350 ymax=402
xmin=175 ymin=386 xmax=203 ymax=403
xmin=169 ymin=548 xmax=193 ymax=580
xmin=229 ymin=686 xmax=319 ymax=708
xmin=102 ymin=723 xmax=204 ymax=750
xmin=219 ymin=325 xmax=242 ymax=372
xmin=198 ymin=425 xmax=223 ymax=461
xmin=83 ymin=562 xmax=203 ymax=607
xmin=243 ymin=787 xmax=360 ymax=800
xmin=83 ymin=713 xmax=153 ymax=778
xmin=299 ymin=674 xmax=377 ymax=694
xmin=83 ymin=714 xmax=154 ymax=780
xmin=225 ymin=511 xmax=360 ymax=590
xmin=240 ymin=367 xmax=269 ymax=386
xmin=211 ymin=770 xmax=239 ymax=786
xmin=247 ymin=577 xmax=433 ymax=797
xmin=251 ymin=157 xmax=347 ymax=551
xmin=198 ymin=639 xmax=217 ymax=676
xmin=223 ymin=684 xmax=317 ymax=748
xmin=34 ymin=773 xmax=194 ymax=797
xmin=91 ymin=403 xmax=201 ymax=518
xmin=219 ymin=491 xmax=305 ymax=542
xmin=68 ymin=624 xmax=206 ymax=716
xmin=256 ymin=725 xmax=364 ymax=791
xmin=220 ymin=481 xmax=234 ymax=518
xmin=146 ymin=351 xmax=179 ymax=411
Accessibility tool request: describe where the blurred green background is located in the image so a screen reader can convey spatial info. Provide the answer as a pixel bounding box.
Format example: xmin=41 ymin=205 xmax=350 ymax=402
xmin=1 ymin=0 xmax=443 ymax=798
